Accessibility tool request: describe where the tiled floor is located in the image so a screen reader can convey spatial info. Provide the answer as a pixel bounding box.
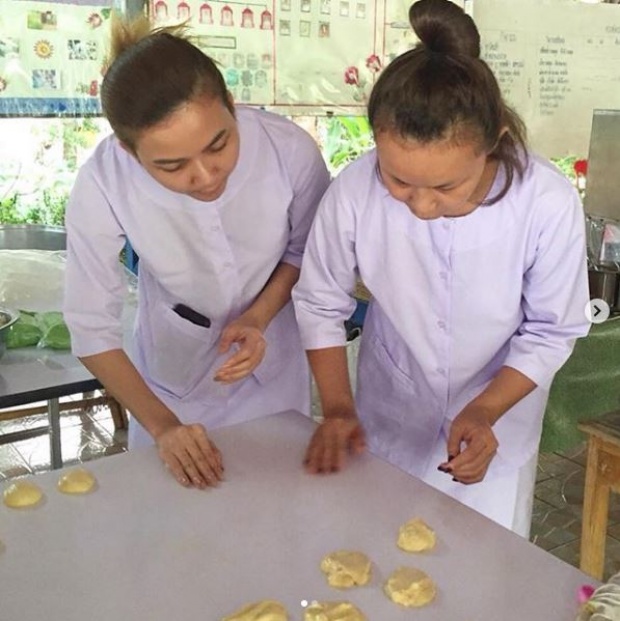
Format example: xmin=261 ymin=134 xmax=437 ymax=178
xmin=2 ymin=392 xmax=620 ymax=580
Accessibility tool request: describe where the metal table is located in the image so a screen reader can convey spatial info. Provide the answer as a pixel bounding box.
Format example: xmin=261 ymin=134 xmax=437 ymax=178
xmin=0 ymin=305 xmax=134 ymax=469
xmin=0 ymin=346 xmax=101 ymax=469
xmin=0 ymin=410 xmax=598 ymax=620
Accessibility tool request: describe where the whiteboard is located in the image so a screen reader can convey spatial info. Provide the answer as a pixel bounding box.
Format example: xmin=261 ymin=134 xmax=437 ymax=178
xmin=475 ymin=0 xmax=620 ymax=156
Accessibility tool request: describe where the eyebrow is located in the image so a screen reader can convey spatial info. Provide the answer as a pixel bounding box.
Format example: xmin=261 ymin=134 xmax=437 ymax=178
xmin=152 ymin=129 xmax=228 ymax=165
xmin=389 ymin=169 xmax=458 ymax=190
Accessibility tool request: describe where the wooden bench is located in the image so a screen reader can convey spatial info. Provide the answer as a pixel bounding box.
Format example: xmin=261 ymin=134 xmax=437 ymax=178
xmin=579 ymin=409 xmax=620 ymax=579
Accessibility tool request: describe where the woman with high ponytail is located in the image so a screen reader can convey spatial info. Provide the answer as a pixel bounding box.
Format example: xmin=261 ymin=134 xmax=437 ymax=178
xmin=294 ymin=0 xmax=589 ymax=536
xmin=64 ymin=14 xmax=330 ymax=488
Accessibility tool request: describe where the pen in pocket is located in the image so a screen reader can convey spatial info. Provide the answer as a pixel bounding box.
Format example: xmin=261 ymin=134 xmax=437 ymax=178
xmin=172 ymin=303 xmax=211 ymax=328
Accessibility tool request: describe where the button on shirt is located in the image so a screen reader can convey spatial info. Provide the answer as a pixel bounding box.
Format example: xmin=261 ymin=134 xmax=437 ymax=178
xmin=293 ymin=149 xmax=590 ymax=475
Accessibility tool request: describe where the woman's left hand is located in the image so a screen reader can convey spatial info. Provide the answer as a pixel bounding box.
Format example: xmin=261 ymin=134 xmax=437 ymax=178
xmin=213 ymin=318 xmax=267 ymax=383
xmin=438 ymin=405 xmax=499 ymax=484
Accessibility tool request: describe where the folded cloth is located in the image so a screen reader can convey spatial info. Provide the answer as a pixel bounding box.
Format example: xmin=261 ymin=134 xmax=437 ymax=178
xmin=577 ymin=572 xmax=620 ymax=620
xmin=542 ymin=316 xmax=620 ymax=453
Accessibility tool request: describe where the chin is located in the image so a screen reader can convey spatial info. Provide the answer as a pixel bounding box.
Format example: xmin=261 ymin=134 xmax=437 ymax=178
xmin=190 ymin=182 xmax=227 ymax=202
xmin=407 ymin=209 xmax=442 ymax=221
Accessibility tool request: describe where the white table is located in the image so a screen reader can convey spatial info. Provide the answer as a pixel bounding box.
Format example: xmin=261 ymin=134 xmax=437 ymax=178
xmin=0 ymin=411 xmax=597 ymax=620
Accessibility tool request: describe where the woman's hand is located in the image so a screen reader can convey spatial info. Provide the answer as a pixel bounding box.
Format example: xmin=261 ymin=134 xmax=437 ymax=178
xmin=213 ymin=318 xmax=267 ymax=383
xmin=438 ymin=405 xmax=499 ymax=484
xmin=304 ymin=416 xmax=367 ymax=474
xmin=438 ymin=367 xmax=536 ymax=484
xmin=155 ymin=422 xmax=224 ymax=488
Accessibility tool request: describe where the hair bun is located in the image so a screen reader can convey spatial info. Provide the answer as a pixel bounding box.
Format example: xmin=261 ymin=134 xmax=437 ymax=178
xmin=408 ymin=0 xmax=480 ymax=58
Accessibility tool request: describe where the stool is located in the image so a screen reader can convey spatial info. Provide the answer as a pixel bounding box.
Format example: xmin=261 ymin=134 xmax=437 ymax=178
xmin=579 ymin=409 xmax=620 ymax=579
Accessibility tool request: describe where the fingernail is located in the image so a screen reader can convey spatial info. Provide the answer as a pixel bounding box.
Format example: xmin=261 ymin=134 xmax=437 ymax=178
xmin=448 ymin=454 xmax=457 ymax=461
xmin=437 ymin=465 xmax=447 ymax=472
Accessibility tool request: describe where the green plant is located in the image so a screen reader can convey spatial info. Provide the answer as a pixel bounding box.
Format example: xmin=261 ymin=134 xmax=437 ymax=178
xmin=41 ymin=187 xmax=69 ymax=225
xmin=321 ymin=116 xmax=374 ymax=174
xmin=0 ymin=193 xmax=21 ymax=223
xmin=551 ymin=155 xmax=578 ymax=182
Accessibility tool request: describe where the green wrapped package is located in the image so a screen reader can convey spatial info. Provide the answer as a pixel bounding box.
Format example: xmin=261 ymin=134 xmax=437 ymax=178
xmin=6 ymin=311 xmax=42 ymax=349
xmin=37 ymin=311 xmax=71 ymax=350
xmin=5 ymin=310 xmax=71 ymax=351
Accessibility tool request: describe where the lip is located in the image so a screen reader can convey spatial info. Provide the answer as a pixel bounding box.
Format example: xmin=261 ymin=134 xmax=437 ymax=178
xmin=191 ymin=180 xmax=226 ymax=201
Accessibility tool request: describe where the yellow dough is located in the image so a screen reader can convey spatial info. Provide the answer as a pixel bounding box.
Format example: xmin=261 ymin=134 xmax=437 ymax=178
xmin=384 ymin=567 xmax=436 ymax=608
xmin=397 ymin=518 xmax=436 ymax=552
xmin=57 ymin=468 xmax=97 ymax=494
xmin=304 ymin=600 xmax=367 ymax=621
xmin=3 ymin=480 xmax=44 ymax=508
xmin=320 ymin=550 xmax=372 ymax=589
xmin=220 ymin=600 xmax=288 ymax=621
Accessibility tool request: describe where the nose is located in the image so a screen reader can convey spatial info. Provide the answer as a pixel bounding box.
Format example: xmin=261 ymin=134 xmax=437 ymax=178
xmin=404 ymin=188 xmax=437 ymax=219
xmin=189 ymin=158 xmax=217 ymax=188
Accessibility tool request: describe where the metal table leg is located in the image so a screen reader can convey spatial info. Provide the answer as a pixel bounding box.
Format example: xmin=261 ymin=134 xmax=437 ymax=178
xmin=47 ymin=398 xmax=63 ymax=469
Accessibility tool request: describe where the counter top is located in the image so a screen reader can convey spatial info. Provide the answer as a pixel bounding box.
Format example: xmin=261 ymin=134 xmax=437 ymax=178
xmin=0 ymin=411 xmax=595 ymax=620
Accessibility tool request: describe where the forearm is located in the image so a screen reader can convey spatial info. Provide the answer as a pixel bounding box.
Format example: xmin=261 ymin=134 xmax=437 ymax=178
xmin=240 ymin=262 xmax=300 ymax=332
xmin=469 ymin=366 xmax=537 ymax=425
xmin=79 ymin=349 xmax=179 ymax=439
xmin=307 ymin=347 xmax=356 ymax=419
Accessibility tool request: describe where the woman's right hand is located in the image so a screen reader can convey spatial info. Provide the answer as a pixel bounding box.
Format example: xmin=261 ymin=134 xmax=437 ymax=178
xmin=303 ymin=416 xmax=366 ymax=474
xmin=155 ymin=423 xmax=224 ymax=488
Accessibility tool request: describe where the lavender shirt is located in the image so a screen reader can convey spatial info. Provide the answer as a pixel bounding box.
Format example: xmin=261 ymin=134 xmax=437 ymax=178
xmin=64 ymin=107 xmax=330 ymax=445
xmin=293 ymin=150 xmax=590 ymax=477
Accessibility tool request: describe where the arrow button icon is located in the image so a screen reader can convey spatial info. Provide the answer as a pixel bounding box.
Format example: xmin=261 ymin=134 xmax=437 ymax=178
xmin=586 ymin=299 xmax=610 ymax=324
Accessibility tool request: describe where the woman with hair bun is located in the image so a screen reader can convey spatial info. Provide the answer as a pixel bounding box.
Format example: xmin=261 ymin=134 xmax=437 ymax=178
xmin=293 ymin=0 xmax=589 ymax=535
xmin=64 ymin=16 xmax=330 ymax=489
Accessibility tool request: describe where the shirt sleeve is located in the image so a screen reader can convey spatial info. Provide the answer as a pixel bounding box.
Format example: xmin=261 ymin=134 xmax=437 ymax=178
xmin=63 ymin=163 xmax=127 ymax=357
xmin=281 ymin=128 xmax=331 ymax=269
xmin=503 ymin=184 xmax=591 ymax=389
xmin=292 ymin=176 xmax=359 ymax=349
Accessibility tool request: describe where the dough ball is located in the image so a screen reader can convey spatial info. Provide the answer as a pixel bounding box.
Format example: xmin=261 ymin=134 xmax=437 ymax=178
xmin=384 ymin=567 xmax=436 ymax=608
xmin=397 ymin=518 xmax=436 ymax=552
xmin=57 ymin=468 xmax=97 ymax=494
xmin=220 ymin=600 xmax=288 ymax=621
xmin=3 ymin=480 xmax=44 ymax=508
xmin=304 ymin=600 xmax=367 ymax=621
xmin=320 ymin=550 xmax=372 ymax=589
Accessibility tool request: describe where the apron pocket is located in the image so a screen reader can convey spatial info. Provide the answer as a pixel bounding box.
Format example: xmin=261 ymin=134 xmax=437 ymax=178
xmin=148 ymin=303 xmax=219 ymax=399
xmin=357 ymin=334 xmax=442 ymax=477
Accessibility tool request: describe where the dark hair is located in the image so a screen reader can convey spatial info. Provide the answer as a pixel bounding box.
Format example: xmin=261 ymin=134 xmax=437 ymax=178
xmin=101 ymin=16 xmax=233 ymax=150
xmin=368 ymin=0 xmax=528 ymax=203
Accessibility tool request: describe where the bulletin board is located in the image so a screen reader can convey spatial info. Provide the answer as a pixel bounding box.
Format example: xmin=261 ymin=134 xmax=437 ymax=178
xmin=1 ymin=0 xmax=619 ymax=158
xmin=156 ymin=0 xmax=420 ymax=114
xmin=0 ymin=0 xmax=114 ymax=116
xmin=0 ymin=0 xmax=455 ymax=116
